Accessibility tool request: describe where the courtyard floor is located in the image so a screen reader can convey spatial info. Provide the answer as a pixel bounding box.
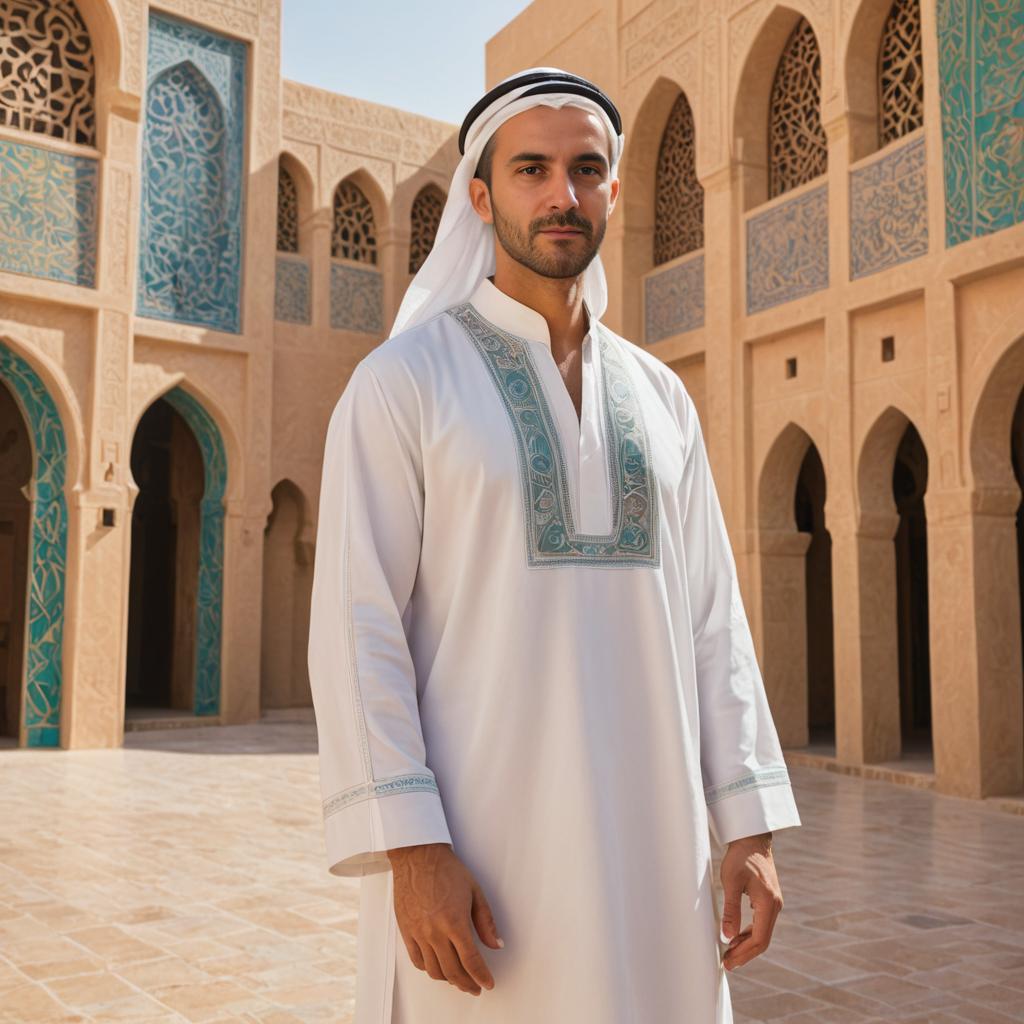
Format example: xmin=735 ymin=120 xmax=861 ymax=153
xmin=0 ymin=712 xmax=1022 ymax=1023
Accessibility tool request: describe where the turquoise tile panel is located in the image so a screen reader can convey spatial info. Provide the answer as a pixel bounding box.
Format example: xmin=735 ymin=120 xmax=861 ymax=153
xmin=0 ymin=138 xmax=97 ymax=287
xmin=746 ymin=184 xmax=829 ymax=315
xmin=0 ymin=342 xmax=68 ymax=747
xmin=644 ymin=253 xmax=705 ymax=343
xmin=850 ymin=133 xmax=929 ymax=279
xmin=137 ymin=12 xmax=247 ymax=333
xmin=938 ymin=0 xmax=1024 ymax=246
xmin=275 ymin=256 xmax=311 ymax=324
xmin=330 ymin=262 xmax=383 ymax=334
xmin=163 ymin=387 xmax=226 ymax=716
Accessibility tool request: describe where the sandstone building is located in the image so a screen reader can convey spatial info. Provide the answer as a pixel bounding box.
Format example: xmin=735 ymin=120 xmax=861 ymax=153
xmin=1 ymin=0 xmax=1021 ymax=808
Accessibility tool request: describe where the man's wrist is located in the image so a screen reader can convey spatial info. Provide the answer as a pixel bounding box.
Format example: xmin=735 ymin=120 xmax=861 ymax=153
xmin=726 ymin=831 xmax=772 ymax=852
xmin=387 ymin=842 xmax=452 ymax=864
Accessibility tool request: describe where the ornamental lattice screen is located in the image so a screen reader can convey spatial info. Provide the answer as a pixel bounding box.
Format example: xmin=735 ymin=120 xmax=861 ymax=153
xmin=654 ymin=91 xmax=704 ymax=266
xmin=277 ymin=164 xmax=298 ymax=253
xmin=768 ymin=17 xmax=827 ymax=199
xmin=878 ymin=0 xmax=924 ymax=147
xmin=409 ymin=184 xmax=446 ymax=274
xmin=0 ymin=0 xmax=95 ymax=145
xmin=332 ymin=180 xmax=377 ymax=264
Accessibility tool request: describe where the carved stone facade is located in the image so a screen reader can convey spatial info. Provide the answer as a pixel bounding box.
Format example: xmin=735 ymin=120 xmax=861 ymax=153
xmin=3 ymin=0 xmax=1024 ymax=815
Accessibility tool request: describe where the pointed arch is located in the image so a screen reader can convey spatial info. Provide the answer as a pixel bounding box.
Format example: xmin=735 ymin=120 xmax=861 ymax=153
xmin=408 ymin=183 xmax=446 ymax=274
xmin=332 ymin=176 xmax=378 ymax=264
xmin=654 ymin=90 xmax=704 ymax=266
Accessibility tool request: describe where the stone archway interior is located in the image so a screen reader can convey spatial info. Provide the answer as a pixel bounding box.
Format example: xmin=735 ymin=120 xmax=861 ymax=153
xmin=1013 ymin=388 xmax=1024 ymax=759
xmin=0 ymin=381 xmax=31 ymax=741
xmin=892 ymin=422 xmax=932 ymax=763
xmin=126 ymin=397 xmax=204 ymax=713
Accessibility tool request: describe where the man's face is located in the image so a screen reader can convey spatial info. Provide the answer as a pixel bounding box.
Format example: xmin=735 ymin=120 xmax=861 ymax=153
xmin=471 ymin=105 xmax=619 ymax=281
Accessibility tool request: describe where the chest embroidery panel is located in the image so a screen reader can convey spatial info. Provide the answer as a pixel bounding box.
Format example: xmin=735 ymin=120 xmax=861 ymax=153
xmin=448 ymin=303 xmax=661 ymax=569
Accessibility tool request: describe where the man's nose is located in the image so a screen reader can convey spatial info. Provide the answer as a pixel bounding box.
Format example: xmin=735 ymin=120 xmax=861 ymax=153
xmin=545 ymin=168 xmax=579 ymax=212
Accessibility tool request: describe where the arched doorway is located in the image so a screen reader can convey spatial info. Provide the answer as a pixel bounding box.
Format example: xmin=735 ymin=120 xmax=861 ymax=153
xmin=892 ymin=423 xmax=932 ymax=765
xmin=795 ymin=443 xmax=835 ymax=752
xmin=261 ymin=480 xmax=313 ymax=710
xmin=0 ymin=381 xmax=32 ymax=744
xmin=126 ymin=386 xmax=227 ymax=721
xmin=0 ymin=342 xmax=69 ymax=748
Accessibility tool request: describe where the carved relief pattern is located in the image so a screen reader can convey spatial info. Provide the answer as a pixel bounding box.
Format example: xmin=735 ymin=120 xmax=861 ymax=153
xmin=645 ymin=252 xmax=705 ymax=343
xmin=746 ymin=183 xmax=829 ymax=313
xmin=274 ymin=255 xmax=311 ymax=324
xmin=0 ymin=340 xmax=68 ymax=747
xmin=330 ymin=262 xmax=383 ymax=334
xmin=850 ymin=133 xmax=928 ymax=279
xmin=332 ymin=180 xmax=377 ymax=264
xmin=879 ymin=0 xmax=925 ymax=146
xmin=137 ymin=13 xmax=247 ymax=333
xmin=277 ymin=164 xmax=298 ymax=253
xmin=654 ymin=92 xmax=704 ymax=265
xmin=768 ymin=18 xmax=828 ymax=199
xmin=408 ymin=184 xmax=445 ymax=274
xmin=0 ymin=0 xmax=95 ymax=145
xmin=162 ymin=386 xmax=226 ymax=717
xmin=938 ymin=0 xmax=1024 ymax=246
xmin=0 ymin=137 xmax=97 ymax=286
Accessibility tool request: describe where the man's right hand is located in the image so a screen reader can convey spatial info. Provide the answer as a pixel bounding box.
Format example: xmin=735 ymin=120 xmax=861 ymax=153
xmin=387 ymin=842 xmax=503 ymax=996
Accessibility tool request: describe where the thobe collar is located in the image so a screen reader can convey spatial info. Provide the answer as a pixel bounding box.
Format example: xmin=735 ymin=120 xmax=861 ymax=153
xmin=467 ymin=277 xmax=596 ymax=351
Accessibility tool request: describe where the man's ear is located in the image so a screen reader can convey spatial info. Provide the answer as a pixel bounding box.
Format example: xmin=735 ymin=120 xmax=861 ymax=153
xmin=607 ymin=176 xmax=620 ymax=217
xmin=469 ymin=177 xmax=494 ymax=225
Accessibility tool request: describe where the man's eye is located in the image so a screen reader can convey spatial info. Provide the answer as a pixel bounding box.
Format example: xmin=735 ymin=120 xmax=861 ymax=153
xmin=519 ymin=165 xmax=542 ymax=175
xmin=577 ymin=166 xmax=600 ymax=175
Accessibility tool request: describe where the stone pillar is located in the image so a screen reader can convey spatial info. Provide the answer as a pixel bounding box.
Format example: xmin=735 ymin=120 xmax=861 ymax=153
xmin=310 ymin=209 xmax=333 ymax=334
xmin=379 ymin=223 xmax=410 ymax=337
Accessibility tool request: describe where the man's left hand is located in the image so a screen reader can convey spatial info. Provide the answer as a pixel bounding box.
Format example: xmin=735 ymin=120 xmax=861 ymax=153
xmin=719 ymin=832 xmax=783 ymax=972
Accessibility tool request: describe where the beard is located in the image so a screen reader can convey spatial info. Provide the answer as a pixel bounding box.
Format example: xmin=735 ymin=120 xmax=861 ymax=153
xmin=491 ymin=200 xmax=606 ymax=279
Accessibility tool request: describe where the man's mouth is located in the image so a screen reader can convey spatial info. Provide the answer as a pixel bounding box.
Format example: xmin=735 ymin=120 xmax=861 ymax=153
xmin=538 ymin=228 xmax=583 ymax=236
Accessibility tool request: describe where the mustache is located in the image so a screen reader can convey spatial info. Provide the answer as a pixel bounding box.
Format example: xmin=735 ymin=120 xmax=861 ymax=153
xmin=530 ymin=210 xmax=593 ymax=237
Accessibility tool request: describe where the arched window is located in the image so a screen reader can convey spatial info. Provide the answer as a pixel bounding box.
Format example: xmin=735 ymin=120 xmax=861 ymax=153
xmin=409 ymin=184 xmax=445 ymax=274
xmin=139 ymin=62 xmax=230 ymax=325
xmin=878 ymin=0 xmax=924 ymax=147
xmin=654 ymin=92 xmax=704 ymax=266
xmin=768 ymin=18 xmax=827 ymax=199
xmin=332 ymin=180 xmax=377 ymax=264
xmin=0 ymin=0 xmax=95 ymax=145
xmin=277 ymin=163 xmax=298 ymax=253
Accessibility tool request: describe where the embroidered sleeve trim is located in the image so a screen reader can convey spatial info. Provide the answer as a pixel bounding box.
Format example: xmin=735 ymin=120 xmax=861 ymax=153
xmin=704 ymin=765 xmax=792 ymax=805
xmin=323 ymin=772 xmax=440 ymax=820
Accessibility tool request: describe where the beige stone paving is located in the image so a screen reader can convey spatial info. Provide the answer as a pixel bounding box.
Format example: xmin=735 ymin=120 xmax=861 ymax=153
xmin=0 ymin=713 xmax=1022 ymax=1022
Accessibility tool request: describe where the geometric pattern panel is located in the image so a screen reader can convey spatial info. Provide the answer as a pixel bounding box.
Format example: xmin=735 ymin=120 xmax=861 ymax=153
xmin=162 ymin=386 xmax=226 ymax=717
xmin=277 ymin=164 xmax=298 ymax=253
xmin=409 ymin=183 xmax=445 ymax=274
xmin=879 ymin=0 xmax=925 ymax=147
xmin=332 ymin=180 xmax=377 ymax=264
xmin=0 ymin=137 xmax=98 ymax=286
xmin=275 ymin=255 xmax=311 ymax=324
xmin=137 ymin=13 xmax=247 ymax=334
xmin=0 ymin=340 xmax=68 ymax=748
xmin=0 ymin=0 xmax=95 ymax=146
xmin=644 ymin=252 xmax=705 ymax=342
xmin=938 ymin=0 xmax=1024 ymax=246
xmin=850 ymin=133 xmax=928 ymax=279
xmin=330 ymin=262 xmax=383 ymax=334
xmin=654 ymin=91 xmax=704 ymax=265
xmin=747 ymin=183 xmax=829 ymax=314
xmin=769 ymin=17 xmax=828 ymax=199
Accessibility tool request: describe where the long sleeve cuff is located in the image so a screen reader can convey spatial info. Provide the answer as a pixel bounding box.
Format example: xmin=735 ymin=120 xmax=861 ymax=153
xmin=323 ymin=783 xmax=453 ymax=877
xmin=704 ymin=765 xmax=802 ymax=847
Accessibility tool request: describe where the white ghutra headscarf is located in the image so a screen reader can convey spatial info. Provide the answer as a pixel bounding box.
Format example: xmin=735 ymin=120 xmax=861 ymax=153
xmin=388 ymin=68 xmax=625 ymax=338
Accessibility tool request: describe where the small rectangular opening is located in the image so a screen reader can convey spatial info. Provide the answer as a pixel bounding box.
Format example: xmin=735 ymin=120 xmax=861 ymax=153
xmin=102 ymin=508 xmax=116 ymax=528
xmin=785 ymin=356 xmax=797 ymax=379
xmin=881 ymin=336 xmax=895 ymax=362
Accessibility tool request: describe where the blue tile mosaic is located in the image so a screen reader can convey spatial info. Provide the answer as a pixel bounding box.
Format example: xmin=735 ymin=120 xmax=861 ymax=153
xmin=938 ymin=0 xmax=1024 ymax=246
xmin=0 ymin=341 xmax=68 ymax=747
xmin=137 ymin=12 xmax=247 ymax=333
xmin=274 ymin=256 xmax=311 ymax=324
xmin=0 ymin=138 xmax=97 ymax=287
xmin=850 ymin=133 xmax=928 ymax=279
xmin=746 ymin=184 xmax=829 ymax=315
xmin=330 ymin=261 xmax=383 ymax=334
xmin=644 ymin=253 xmax=705 ymax=343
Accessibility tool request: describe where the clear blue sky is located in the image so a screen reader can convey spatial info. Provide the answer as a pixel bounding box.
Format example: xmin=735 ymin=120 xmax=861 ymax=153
xmin=281 ymin=0 xmax=535 ymax=125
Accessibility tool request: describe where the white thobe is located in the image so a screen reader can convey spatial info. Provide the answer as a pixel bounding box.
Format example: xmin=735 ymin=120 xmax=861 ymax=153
xmin=308 ymin=277 xmax=801 ymax=1024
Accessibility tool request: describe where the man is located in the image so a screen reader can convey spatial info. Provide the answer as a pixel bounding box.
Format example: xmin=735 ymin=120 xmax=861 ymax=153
xmin=308 ymin=68 xmax=802 ymax=1024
